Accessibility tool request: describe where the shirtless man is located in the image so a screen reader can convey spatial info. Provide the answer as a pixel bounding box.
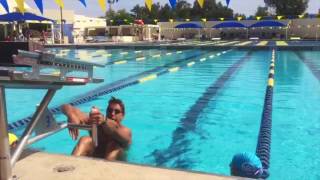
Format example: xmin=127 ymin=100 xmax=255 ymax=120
xmin=61 ymin=97 xmax=132 ymax=161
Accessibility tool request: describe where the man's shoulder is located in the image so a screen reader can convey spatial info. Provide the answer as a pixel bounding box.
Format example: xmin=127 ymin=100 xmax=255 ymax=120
xmin=120 ymin=125 xmax=131 ymax=134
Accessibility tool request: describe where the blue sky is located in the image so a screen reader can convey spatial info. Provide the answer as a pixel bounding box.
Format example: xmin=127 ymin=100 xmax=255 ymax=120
xmin=25 ymin=0 xmax=319 ymax=17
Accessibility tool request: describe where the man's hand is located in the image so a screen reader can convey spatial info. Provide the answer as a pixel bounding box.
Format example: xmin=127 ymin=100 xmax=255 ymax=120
xmin=69 ymin=127 xmax=79 ymax=140
xmin=68 ymin=118 xmax=80 ymax=140
xmin=106 ymin=118 xmax=119 ymax=128
xmin=61 ymin=104 xmax=89 ymax=141
xmin=89 ymin=107 xmax=105 ymax=125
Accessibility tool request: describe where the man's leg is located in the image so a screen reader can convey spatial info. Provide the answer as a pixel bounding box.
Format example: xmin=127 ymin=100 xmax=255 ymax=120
xmin=105 ymin=148 xmax=123 ymax=161
xmin=104 ymin=143 xmax=124 ymax=161
xmin=72 ymin=136 xmax=95 ymax=156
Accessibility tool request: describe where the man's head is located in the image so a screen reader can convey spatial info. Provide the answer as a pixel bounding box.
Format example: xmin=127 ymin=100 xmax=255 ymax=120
xmin=106 ymin=97 xmax=125 ymax=123
xmin=230 ymin=152 xmax=263 ymax=178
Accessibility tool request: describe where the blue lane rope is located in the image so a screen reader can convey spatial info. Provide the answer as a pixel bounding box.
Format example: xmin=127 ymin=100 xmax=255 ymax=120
xmin=8 ymin=50 xmax=211 ymax=131
xmin=152 ymin=51 xmax=253 ymax=168
xmin=255 ymin=49 xmax=276 ymax=178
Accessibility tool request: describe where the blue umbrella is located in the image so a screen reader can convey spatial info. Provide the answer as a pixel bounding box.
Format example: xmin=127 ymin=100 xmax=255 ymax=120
xmin=175 ymin=23 xmax=203 ymax=29
xmin=0 ymin=12 xmax=54 ymax=22
xmin=249 ymin=21 xmax=286 ymax=28
xmin=213 ymin=22 xmax=247 ymax=28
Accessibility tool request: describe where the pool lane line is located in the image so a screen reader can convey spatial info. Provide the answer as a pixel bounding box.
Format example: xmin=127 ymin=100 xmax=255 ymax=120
xmin=92 ymin=53 xmax=112 ymax=58
xmin=92 ymin=49 xmax=128 ymax=58
xmin=136 ymin=57 xmax=146 ymax=61
xmin=120 ymin=51 xmax=129 ymax=55
xmin=106 ymin=49 xmax=190 ymax=65
xmin=108 ymin=50 xmax=177 ymax=65
xmin=256 ymin=41 xmax=269 ymax=46
xmin=157 ymin=50 xmax=232 ymax=76
xmin=99 ymin=51 xmax=152 ymax=64
xmin=151 ymin=50 xmax=253 ymax=168
xmin=8 ymin=50 xmax=209 ymax=130
xmin=9 ymin=50 xmax=232 ymax=131
xmin=76 ymin=49 xmax=148 ymax=61
xmin=97 ymin=52 xmax=154 ymax=65
xmin=255 ymin=49 xmax=276 ymax=175
xmin=295 ymin=51 xmax=320 ymax=82
xmin=118 ymin=49 xmax=185 ymax=62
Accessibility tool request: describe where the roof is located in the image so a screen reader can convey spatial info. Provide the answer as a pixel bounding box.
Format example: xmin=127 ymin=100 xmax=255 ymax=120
xmin=0 ymin=12 xmax=53 ymax=22
xmin=249 ymin=21 xmax=287 ymax=28
xmin=175 ymin=23 xmax=203 ymax=29
xmin=213 ymin=22 xmax=246 ymax=28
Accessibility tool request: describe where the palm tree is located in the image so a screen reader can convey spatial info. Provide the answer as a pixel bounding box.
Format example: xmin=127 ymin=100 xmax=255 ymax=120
xmin=106 ymin=0 xmax=119 ymax=29
xmin=107 ymin=0 xmax=119 ymax=11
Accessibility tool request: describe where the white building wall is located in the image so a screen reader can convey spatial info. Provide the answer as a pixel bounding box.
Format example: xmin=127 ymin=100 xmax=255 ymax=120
xmin=73 ymin=15 xmax=106 ymax=43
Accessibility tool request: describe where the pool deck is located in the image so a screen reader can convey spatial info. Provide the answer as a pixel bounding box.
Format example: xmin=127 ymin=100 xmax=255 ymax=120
xmin=12 ymin=152 xmax=244 ymax=180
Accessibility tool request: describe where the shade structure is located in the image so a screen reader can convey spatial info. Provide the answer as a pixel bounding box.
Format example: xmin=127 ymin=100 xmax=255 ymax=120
xmin=0 ymin=12 xmax=53 ymax=22
xmin=175 ymin=23 xmax=203 ymax=29
xmin=213 ymin=21 xmax=246 ymax=28
xmin=249 ymin=21 xmax=286 ymax=28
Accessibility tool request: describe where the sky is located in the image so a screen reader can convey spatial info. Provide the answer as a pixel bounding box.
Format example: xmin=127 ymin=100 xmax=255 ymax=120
xmin=25 ymin=0 xmax=320 ymax=17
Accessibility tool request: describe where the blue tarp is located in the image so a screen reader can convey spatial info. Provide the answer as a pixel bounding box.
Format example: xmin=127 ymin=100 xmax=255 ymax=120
xmin=0 ymin=12 xmax=53 ymax=22
xmin=175 ymin=23 xmax=203 ymax=29
xmin=213 ymin=22 xmax=246 ymax=28
xmin=249 ymin=21 xmax=286 ymax=28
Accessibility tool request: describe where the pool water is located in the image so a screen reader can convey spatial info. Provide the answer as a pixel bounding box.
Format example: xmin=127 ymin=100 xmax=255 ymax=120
xmin=7 ymin=48 xmax=320 ymax=179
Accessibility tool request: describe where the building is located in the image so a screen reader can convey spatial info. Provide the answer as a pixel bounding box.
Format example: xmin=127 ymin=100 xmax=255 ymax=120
xmin=73 ymin=15 xmax=106 ymax=43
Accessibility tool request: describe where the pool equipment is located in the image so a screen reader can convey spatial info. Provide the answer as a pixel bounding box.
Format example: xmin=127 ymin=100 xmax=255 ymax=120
xmin=0 ymin=50 xmax=104 ymax=180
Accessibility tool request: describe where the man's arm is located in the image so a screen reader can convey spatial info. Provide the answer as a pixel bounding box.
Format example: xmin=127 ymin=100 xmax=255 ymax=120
xmin=61 ymin=104 xmax=89 ymax=124
xmin=101 ymin=120 xmax=132 ymax=148
xmin=61 ymin=104 xmax=89 ymax=140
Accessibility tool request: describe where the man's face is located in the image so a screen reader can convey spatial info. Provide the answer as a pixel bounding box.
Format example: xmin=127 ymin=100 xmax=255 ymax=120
xmin=106 ymin=103 xmax=124 ymax=123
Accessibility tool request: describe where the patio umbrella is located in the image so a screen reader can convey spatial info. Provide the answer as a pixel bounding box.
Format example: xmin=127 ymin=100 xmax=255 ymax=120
xmin=0 ymin=12 xmax=53 ymax=22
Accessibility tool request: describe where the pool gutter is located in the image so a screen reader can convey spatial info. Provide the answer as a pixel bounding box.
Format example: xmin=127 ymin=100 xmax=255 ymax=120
xmin=12 ymin=152 xmax=243 ymax=180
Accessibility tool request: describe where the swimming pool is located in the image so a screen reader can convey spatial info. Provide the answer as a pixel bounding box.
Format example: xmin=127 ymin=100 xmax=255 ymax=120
xmin=7 ymin=46 xmax=320 ymax=179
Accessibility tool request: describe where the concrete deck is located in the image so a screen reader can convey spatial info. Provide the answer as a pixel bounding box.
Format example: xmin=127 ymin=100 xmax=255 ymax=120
xmin=13 ymin=152 xmax=243 ymax=180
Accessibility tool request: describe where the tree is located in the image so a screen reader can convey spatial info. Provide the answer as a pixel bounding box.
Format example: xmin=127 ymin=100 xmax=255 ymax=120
xmin=107 ymin=0 xmax=236 ymax=25
xmin=176 ymin=0 xmax=192 ymax=19
xmin=116 ymin=9 xmax=134 ymax=23
xmin=131 ymin=5 xmax=149 ymax=19
xmin=234 ymin=13 xmax=246 ymax=20
xmin=191 ymin=0 xmax=233 ymax=19
xmin=158 ymin=4 xmax=175 ymax=20
xmin=106 ymin=0 xmax=120 ymax=25
xmin=264 ymin=0 xmax=308 ymax=15
xmin=255 ymin=6 xmax=269 ymax=16
xmin=149 ymin=3 xmax=162 ymax=20
xmin=106 ymin=9 xmax=134 ymax=25
xmin=131 ymin=3 xmax=174 ymax=22
xmin=107 ymin=0 xmax=119 ymax=8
